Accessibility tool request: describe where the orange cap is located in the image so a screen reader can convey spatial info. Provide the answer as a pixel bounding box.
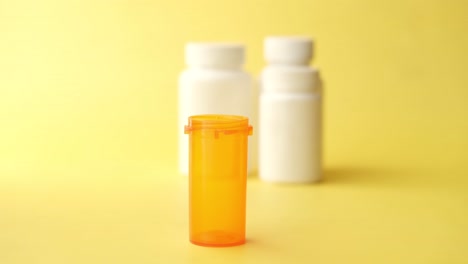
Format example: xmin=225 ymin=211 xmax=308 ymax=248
xmin=185 ymin=115 xmax=252 ymax=247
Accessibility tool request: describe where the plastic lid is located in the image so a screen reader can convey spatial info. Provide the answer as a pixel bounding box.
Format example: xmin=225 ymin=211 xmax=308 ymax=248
xmin=264 ymin=36 xmax=313 ymax=65
xmin=184 ymin=115 xmax=253 ymax=136
xmin=262 ymin=67 xmax=320 ymax=93
xmin=185 ymin=43 xmax=245 ymax=67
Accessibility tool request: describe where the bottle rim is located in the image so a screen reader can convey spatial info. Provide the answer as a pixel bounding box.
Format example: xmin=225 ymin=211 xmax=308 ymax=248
xmin=184 ymin=115 xmax=252 ymax=135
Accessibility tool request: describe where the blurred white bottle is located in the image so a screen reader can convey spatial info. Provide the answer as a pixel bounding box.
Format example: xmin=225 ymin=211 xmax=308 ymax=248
xmin=178 ymin=43 xmax=255 ymax=175
xmin=259 ymin=36 xmax=322 ymax=183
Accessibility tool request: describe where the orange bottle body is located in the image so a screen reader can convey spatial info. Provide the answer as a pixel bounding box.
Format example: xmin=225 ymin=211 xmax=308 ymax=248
xmin=185 ymin=115 xmax=252 ymax=247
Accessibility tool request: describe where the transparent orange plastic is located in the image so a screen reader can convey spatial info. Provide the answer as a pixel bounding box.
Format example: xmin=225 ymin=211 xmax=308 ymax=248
xmin=184 ymin=115 xmax=252 ymax=247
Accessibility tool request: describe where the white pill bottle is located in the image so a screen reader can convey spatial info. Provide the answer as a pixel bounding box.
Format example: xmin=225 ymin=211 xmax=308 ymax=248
xmin=259 ymin=37 xmax=322 ymax=183
xmin=178 ymin=43 xmax=254 ymax=175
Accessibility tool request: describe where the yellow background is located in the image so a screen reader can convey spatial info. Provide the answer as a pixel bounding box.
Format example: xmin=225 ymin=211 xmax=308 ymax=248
xmin=1 ymin=0 xmax=467 ymax=263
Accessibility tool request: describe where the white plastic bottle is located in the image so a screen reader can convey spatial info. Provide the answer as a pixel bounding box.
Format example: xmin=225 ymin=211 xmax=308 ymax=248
xmin=259 ymin=37 xmax=322 ymax=183
xmin=178 ymin=43 xmax=255 ymax=175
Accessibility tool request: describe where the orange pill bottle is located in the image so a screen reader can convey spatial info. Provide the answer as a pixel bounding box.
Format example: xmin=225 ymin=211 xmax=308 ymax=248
xmin=184 ymin=115 xmax=252 ymax=247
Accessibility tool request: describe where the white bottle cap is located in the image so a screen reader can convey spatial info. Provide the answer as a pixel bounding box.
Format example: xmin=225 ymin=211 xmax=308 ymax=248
xmin=262 ymin=67 xmax=320 ymax=93
xmin=264 ymin=36 xmax=313 ymax=65
xmin=185 ymin=43 xmax=245 ymax=67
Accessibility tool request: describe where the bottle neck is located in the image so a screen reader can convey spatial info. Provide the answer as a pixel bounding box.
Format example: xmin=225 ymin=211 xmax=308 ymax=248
xmin=188 ymin=64 xmax=242 ymax=70
xmin=266 ymin=55 xmax=311 ymax=66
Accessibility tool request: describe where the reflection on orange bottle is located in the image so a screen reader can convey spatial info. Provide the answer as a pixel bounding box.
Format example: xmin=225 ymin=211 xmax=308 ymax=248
xmin=184 ymin=115 xmax=252 ymax=247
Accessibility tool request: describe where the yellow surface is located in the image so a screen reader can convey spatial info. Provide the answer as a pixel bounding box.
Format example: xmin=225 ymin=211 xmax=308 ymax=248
xmin=1 ymin=0 xmax=467 ymax=263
